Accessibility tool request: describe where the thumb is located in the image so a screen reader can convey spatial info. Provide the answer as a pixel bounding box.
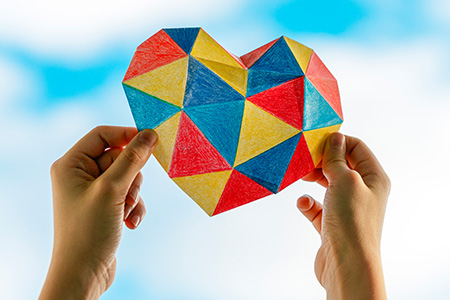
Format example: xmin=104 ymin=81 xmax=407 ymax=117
xmin=102 ymin=129 xmax=158 ymax=190
xmin=322 ymin=132 xmax=349 ymax=183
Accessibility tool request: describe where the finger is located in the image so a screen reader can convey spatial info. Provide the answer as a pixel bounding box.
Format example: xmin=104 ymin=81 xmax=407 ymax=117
xmin=68 ymin=126 xmax=138 ymax=159
xmin=322 ymin=132 xmax=350 ymax=183
xmin=124 ymin=172 xmax=144 ymax=219
xmin=302 ymin=169 xmax=329 ymax=188
xmin=102 ymin=129 xmax=158 ymax=191
xmin=125 ymin=195 xmax=146 ymax=230
xmin=297 ymin=195 xmax=323 ymax=233
xmin=344 ymin=136 xmax=389 ymax=188
xmin=96 ymin=148 xmax=123 ymax=174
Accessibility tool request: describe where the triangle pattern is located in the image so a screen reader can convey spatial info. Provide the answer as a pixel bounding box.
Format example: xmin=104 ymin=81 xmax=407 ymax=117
xmin=153 ymin=112 xmax=181 ymax=172
xmin=234 ymin=101 xmax=301 ymax=166
xmin=250 ymin=37 xmax=303 ymax=76
xmin=124 ymin=30 xmax=187 ymax=82
xmin=123 ymin=85 xmax=181 ymax=130
xmin=168 ymin=112 xmax=232 ymax=178
xmin=306 ymin=52 xmax=343 ymax=119
xmin=183 ymin=57 xmax=245 ymax=107
xmin=246 ymin=70 xmax=301 ymax=97
xmin=191 ymin=29 xmax=242 ymax=68
xmin=247 ymin=77 xmax=304 ymax=130
xmin=284 ymin=36 xmax=313 ymax=74
xmin=303 ymin=78 xmax=343 ymax=131
xmin=184 ymin=101 xmax=245 ymax=167
xmin=235 ymin=133 xmax=301 ymax=193
xmin=240 ymin=38 xmax=279 ymax=68
xmin=303 ymin=124 xmax=342 ymax=166
xmin=163 ymin=27 xmax=200 ymax=54
xmin=173 ymin=170 xmax=232 ymax=216
xmin=123 ymin=56 xmax=188 ymax=107
xmin=212 ymin=170 xmax=272 ymax=216
xmin=278 ymin=133 xmax=315 ymax=191
xmin=196 ymin=57 xmax=248 ymax=96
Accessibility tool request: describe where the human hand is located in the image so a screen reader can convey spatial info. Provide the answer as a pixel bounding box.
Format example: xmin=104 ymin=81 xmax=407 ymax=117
xmin=39 ymin=126 xmax=158 ymax=300
xmin=298 ymin=133 xmax=390 ymax=300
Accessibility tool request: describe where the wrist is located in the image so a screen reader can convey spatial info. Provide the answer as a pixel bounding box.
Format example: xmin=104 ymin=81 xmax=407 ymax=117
xmin=321 ymin=243 xmax=386 ymax=300
xmin=39 ymin=249 xmax=111 ymax=300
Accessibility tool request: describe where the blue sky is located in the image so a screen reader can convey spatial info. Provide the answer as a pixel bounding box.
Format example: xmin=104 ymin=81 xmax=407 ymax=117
xmin=1 ymin=0 xmax=450 ymax=299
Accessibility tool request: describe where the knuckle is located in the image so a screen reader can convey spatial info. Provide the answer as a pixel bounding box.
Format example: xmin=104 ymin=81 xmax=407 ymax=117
xmin=92 ymin=125 xmax=108 ymax=133
xmin=346 ymin=170 xmax=362 ymax=185
xmin=381 ymin=173 xmax=391 ymax=193
xmin=50 ymin=158 xmax=63 ymax=176
xmin=95 ymin=177 xmax=120 ymax=195
xmin=122 ymin=147 xmax=144 ymax=167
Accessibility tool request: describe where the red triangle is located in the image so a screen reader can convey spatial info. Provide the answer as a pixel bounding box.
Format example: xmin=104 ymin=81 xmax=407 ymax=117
xmin=279 ymin=133 xmax=315 ymax=191
xmin=246 ymin=77 xmax=304 ymax=130
xmin=240 ymin=38 xmax=279 ymax=68
xmin=168 ymin=112 xmax=232 ymax=178
xmin=123 ymin=30 xmax=187 ymax=82
xmin=306 ymin=52 xmax=343 ymax=120
xmin=212 ymin=170 xmax=272 ymax=216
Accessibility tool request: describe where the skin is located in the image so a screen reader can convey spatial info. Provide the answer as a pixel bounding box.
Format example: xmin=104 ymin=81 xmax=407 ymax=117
xmin=298 ymin=132 xmax=390 ymax=300
xmin=40 ymin=127 xmax=390 ymax=300
xmin=39 ymin=126 xmax=158 ymax=300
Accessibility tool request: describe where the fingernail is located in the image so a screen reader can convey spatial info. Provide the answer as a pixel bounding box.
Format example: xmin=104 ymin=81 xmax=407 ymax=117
xmin=138 ymin=129 xmax=157 ymax=147
xmin=331 ymin=133 xmax=344 ymax=149
xmin=298 ymin=195 xmax=313 ymax=211
xmin=124 ymin=204 xmax=133 ymax=220
xmin=130 ymin=215 xmax=140 ymax=227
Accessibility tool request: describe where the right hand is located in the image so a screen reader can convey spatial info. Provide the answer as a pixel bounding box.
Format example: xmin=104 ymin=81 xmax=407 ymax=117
xmin=298 ymin=133 xmax=391 ymax=300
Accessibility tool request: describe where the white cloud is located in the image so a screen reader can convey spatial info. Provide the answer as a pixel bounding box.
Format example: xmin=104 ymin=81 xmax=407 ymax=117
xmin=426 ymin=0 xmax=450 ymax=27
xmin=0 ymin=56 xmax=39 ymax=109
xmin=0 ymin=0 xmax=242 ymax=60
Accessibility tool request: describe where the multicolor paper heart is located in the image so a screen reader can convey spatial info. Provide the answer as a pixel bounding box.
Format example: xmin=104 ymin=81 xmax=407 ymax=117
xmin=123 ymin=27 xmax=343 ymax=216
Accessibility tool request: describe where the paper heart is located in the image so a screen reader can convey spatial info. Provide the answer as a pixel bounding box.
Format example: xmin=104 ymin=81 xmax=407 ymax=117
xmin=122 ymin=28 xmax=343 ymax=216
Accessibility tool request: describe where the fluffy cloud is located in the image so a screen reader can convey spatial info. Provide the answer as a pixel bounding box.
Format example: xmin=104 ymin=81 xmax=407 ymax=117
xmin=0 ymin=57 xmax=38 ymax=108
xmin=0 ymin=0 xmax=242 ymax=59
xmin=426 ymin=0 xmax=450 ymax=27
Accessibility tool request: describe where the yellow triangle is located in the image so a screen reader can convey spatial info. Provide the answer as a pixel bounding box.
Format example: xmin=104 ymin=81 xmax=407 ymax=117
xmin=191 ymin=29 xmax=242 ymax=68
xmin=303 ymin=124 xmax=342 ymax=166
xmin=153 ymin=112 xmax=181 ymax=172
xmin=197 ymin=58 xmax=248 ymax=96
xmin=123 ymin=56 xmax=188 ymax=107
xmin=173 ymin=170 xmax=232 ymax=216
xmin=284 ymin=37 xmax=313 ymax=74
xmin=234 ymin=101 xmax=301 ymax=166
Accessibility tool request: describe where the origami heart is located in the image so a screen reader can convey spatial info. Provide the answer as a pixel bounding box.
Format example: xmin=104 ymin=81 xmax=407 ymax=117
xmin=122 ymin=28 xmax=343 ymax=216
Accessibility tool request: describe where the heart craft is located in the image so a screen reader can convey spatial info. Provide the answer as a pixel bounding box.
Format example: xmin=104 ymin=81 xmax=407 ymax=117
xmin=122 ymin=28 xmax=343 ymax=216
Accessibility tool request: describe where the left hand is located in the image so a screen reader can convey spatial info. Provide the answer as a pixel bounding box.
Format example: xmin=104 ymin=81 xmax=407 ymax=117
xmin=39 ymin=126 xmax=158 ymax=299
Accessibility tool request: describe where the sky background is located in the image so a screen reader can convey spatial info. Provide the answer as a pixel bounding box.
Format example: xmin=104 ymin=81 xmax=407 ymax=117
xmin=1 ymin=0 xmax=450 ymax=299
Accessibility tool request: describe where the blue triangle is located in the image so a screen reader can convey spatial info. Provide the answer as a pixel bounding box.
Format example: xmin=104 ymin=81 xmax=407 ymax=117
xmin=184 ymin=101 xmax=245 ymax=166
xmin=164 ymin=27 xmax=200 ymax=54
xmin=123 ymin=84 xmax=181 ymax=131
xmin=235 ymin=133 xmax=301 ymax=193
xmin=303 ymin=78 xmax=343 ymax=131
xmin=184 ymin=57 xmax=245 ymax=107
xmin=246 ymin=69 xmax=301 ymax=97
xmin=250 ymin=37 xmax=303 ymax=76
